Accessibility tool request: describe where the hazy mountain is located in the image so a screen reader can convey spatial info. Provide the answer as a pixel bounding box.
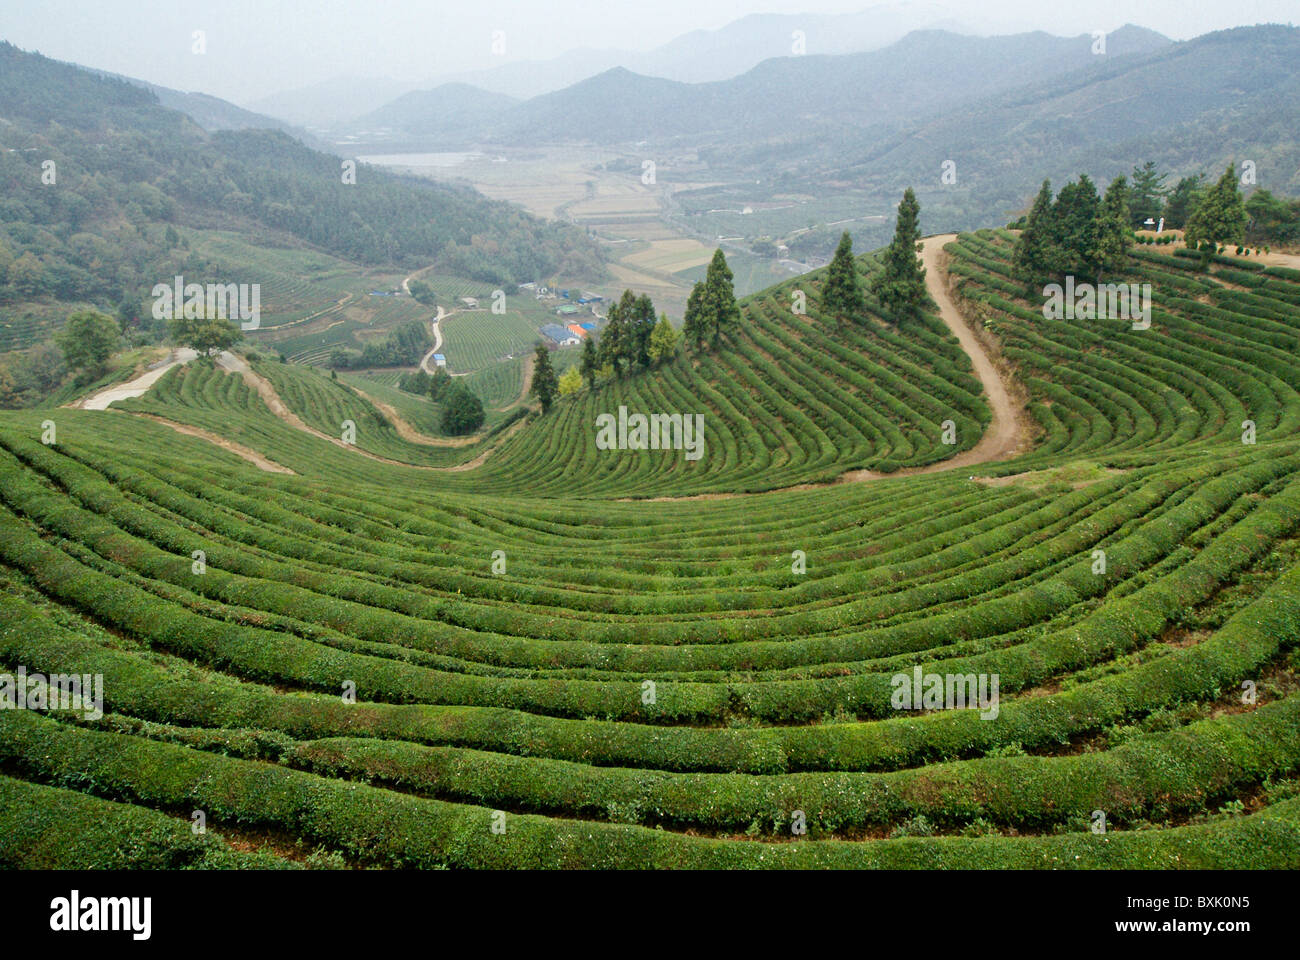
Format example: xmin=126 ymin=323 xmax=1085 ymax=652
xmin=420 ymin=1 xmax=989 ymax=100
xmin=254 ymin=0 xmax=995 ymax=127
xmin=359 ymin=26 xmax=1171 ymax=146
xmin=84 ymin=72 xmax=334 ymax=151
xmin=349 ymin=84 xmax=519 ymax=137
xmin=247 ymin=76 xmax=423 ymax=129
xmin=821 ymin=24 xmax=1300 ymax=233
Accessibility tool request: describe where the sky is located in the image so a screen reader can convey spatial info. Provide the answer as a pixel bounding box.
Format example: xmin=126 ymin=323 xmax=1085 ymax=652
xmin=1 ymin=0 xmax=1297 ymax=105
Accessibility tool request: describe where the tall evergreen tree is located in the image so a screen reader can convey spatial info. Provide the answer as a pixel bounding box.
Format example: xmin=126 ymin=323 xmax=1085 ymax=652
xmin=599 ymin=296 xmax=629 ymax=377
xmin=869 ymin=188 xmax=927 ymax=322
xmin=701 ymin=249 xmax=739 ymax=347
xmin=630 ymin=293 xmax=657 ymax=367
xmin=1163 ymin=174 xmax=1205 ymax=230
xmin=1012 ymin=179 xmax=1056 ymax=290
xmin=1098 ymin=175 xmax=1133 ymax=280
xmin=821 ymin=230 xmax=866 ymax=325
xmin=531 ymin=341 xmax=558 ymax=413
xmin=1052 ymin=175 xmax=1102 ymax=279
xmin=579 ymin=335 xmax=599 ymax=388
xmin=682 ymin=281 xmax=707 ymax=350
xmin=1185 ymin=164 xmax=1248 ymax=264
xmin=1129 ymin=161 xmax=1168 ymax=228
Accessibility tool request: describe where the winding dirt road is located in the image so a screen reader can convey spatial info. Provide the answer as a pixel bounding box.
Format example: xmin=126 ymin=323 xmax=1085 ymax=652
xmin=419 ymin=307 xmax=447 ymax=374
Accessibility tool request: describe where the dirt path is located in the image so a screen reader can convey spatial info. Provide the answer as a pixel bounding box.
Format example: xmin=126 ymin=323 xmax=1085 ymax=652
xmin=128 ymin=412 xmax=295 ymax=474
xmin=621 ymin=234 xmax=1028 ymax=501
xmin=419 ymin=307 xmax=448 ymax=374
xmin=343 ymin=383 xmax=480 ymax=448
xmin=76 ymin=348 xmax=198 ymax=410
xmin=214 ymin=352 xmax=520 ymax=471
xmin=514 ymin=354 xmax=535 ymax=409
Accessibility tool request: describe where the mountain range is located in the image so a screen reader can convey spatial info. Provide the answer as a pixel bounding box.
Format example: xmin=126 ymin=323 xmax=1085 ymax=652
xmin=249 ymin=1 xmax=996 ymax=127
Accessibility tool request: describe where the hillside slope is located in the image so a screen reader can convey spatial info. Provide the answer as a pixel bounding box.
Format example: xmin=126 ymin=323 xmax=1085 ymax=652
xmin=2 ymin=233 xmax=1300 ymax=867
xmin=0 ymin=42 xmax=604 ymax=338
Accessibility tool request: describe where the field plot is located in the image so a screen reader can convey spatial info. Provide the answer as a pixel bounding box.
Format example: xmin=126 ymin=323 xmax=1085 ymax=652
xmin=368 ymin=148 xmax=712 ymax=318
xmin=438 ymin=310 xmax=545 ymax=372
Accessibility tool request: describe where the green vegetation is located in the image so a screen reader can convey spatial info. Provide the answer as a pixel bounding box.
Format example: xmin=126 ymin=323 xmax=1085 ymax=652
xmin=168 ymin=312 xmax=243 ymax=357
xmin=821 ymin=231 xmax=867 ymax=325
xmin=683 ymin=249 xmax=739 ymax=349
xmin=1186 ymin=165 xmax=1249 ymax=260
xmin=531 ymin=343 xmax=558 ymax=413
xmin=869 ymin=190 xmax=927 ymax=322
xmin=4 ymin=142 xmax=1300 ymax=869
xmin=1013 ymin=174 xmax=1138 ymax=287
xmin=328 ymin=319 xmax=428 ymax=370
xmin=54 ymin=310 xmax=120 ymax=377
xmin=439 ymin=380 xmax=486 ymax=435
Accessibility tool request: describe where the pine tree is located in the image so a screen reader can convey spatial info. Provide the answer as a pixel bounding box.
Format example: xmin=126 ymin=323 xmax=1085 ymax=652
xmin=579 ymin=335 xmax=599 ymax=388
xmin=1163 ymin=174 xmax=1205 ymax=229
xmin=599 ymin=296 xmax=629 ymax=377
xmin=1185 ymin=164 xmax=1248 ymax=265
xmin=1098 ymin=175 xmax=1133 ymax=280
xmin=630 ymin=293 xmax=657 ymax=368
xmin=1012 ymin=179 xmax=1056 ymax=290
xmin=682 ymin=281 xmax=707 ymax=350
xmin=869 ymin=188 xmax=927 ymax=322
xmin=701 ymin=249 xmax=739 ymax=347
xmin=531 ymin=341 xmax=558 ymax=413
xmin=1129 ymin=161 xmax=1167 ymax=228
xmin=1052 ymin=175 xmax=1102 ymax=279
xmin=821 ymin=230 xmax=865 ymax=326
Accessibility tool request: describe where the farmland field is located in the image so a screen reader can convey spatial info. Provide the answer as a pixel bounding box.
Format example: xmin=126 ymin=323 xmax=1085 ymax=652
xmin=5 ymin=229 xmax=1300 ymax=872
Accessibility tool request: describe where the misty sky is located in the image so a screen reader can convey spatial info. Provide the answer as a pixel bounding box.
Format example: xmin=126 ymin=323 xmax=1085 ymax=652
xmin=1 ymin=0 xmax=1297 ymax=105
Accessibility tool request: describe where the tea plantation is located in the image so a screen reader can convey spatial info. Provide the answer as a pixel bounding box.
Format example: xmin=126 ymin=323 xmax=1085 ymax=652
xmin=2 ymin=233 xmax=1299 ymax=869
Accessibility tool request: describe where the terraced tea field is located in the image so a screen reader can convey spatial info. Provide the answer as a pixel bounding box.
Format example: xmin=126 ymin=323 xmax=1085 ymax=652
xmin=3 ymin=233 xmax=1300 ymax=870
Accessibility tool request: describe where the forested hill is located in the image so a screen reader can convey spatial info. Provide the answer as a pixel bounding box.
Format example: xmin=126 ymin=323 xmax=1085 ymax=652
xmin=0 ymin=42 xmax=604 ymax=312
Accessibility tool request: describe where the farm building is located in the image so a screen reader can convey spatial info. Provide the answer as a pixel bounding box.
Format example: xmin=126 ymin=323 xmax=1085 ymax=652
xmin=555 ymin=304 xmax=582 ymax=317
xmin=578 ymin=322 xmax=595 ymax=331
xmin=566 ymin=323 xmax=587 ymax=338
xmin=540 ymin=323 xmax=580 ymax=346
xmin=459 ymin=297 xmax=479 ymax=308
xmin=433 ymin=354 xmax=447 ymax=368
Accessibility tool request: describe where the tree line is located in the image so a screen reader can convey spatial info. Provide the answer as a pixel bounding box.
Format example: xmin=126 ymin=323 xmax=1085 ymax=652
xmin=1013 ymin=162 xmax=1268 ymax=288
